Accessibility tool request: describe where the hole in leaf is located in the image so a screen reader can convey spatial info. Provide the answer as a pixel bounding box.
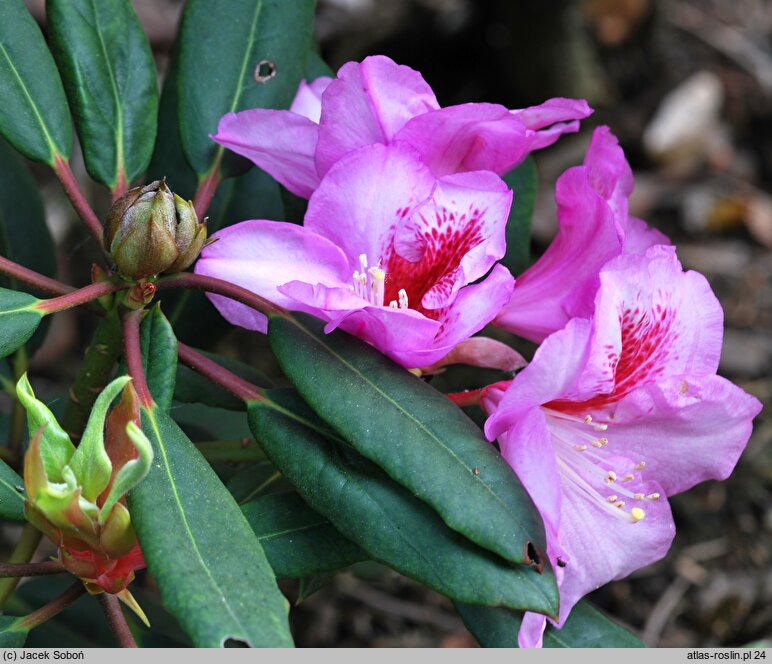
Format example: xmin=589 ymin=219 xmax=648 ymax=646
xmin=524 ymin=541 xmax=544 ymax=574
xmin=254 ymin=60 xmax=277 ymax=84
xmin=223 ymin=638 xmax=249 ymax=648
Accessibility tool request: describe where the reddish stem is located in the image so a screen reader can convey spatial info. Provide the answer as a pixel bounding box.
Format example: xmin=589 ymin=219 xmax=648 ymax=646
xmin=121 ymin=309 xmax=154 ymax=408
xmin=155 ymin=272 xmax=287 ymax=318
xmin=177 ymin=342 xmax=264 ymax=403
xmin=53 ymin=156 xmax=105 ymax=249
xmin=97 ymin=593 xmax=137 ymax=648
xmin=0 ymin=561 xmax=64 ymax=578
xmin=36 ymin=281 xmax=127 ymax=314
xmin=111 ymin=170 xmax=129 ymax=203
xmin=445 ymin=380 xmax=513 ymax=408
xmin=0 ymin=255 xmax=73 ymax=296
xmin=16 ymin=581 xmax=85 ymax=631
xmin=192 ymin=168 xmax=221 ymax=219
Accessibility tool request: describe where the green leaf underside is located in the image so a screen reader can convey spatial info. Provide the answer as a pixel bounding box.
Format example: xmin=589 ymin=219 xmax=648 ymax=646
xmin=0 ymin=458 xmax=26 ymax=522
xmin=243 ymin=491 xmax=367 ymax=579
xmin=140 ymin=305 xmax=178 ymax=412
xmin=0 ymin=616 xmax=28 ymax=647
xmin=227 ymin=460 xmax=292 ymax=505
xmin=248 ymin=390 xmax=558 ymax=615
xmin=455 ymin=600 xmax=645 ymax=648
xmin=501 ymin=156 xmax=537 ymax=277
xmin=177 ymin=0 xmax=315 ymax=176
xmin=47 ymin=0 xmax=159 ymax=187
xmin=0 ymin=289 xmax=43 ymax=359
xmin=129 ymin=405 xmax=292 ymax=647
xmin=0 ymin=0 xmax=72 ymax=164
xmin=268 ymin=314 xmax=547 ymax=567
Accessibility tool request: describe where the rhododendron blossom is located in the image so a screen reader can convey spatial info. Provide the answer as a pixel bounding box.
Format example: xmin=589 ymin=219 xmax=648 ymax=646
xmin=212 ymin=55 xmax=592 ymax=198
xmin=483 ymin=246 xmax=762 ymax=647
xmin=195 ymin=142 xmax=515 ymax=368
xmin=495 ymin=126 xmax=669 ymax=343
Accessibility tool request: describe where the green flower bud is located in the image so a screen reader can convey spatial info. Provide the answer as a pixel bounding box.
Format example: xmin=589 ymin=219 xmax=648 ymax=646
xmin=104 ymin=180 xmax=208 ymax=279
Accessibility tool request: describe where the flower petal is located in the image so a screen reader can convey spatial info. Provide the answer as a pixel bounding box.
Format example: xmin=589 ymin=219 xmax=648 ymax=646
xmin=511 ymin=98 xmax=593 ymax=151
xmin=195 ymin=220 xmax=351 ymax=332
xmin=495 ymin=167 xmax=623 ymax=342
xmin=622 ymin=216 xmax=671 ymax=254
xmin=419 ymin=336 xmax=526 ymax=375
xmin=213 ymin=110 xmax=320 ymax=198
xmin=305 ymin=142 xmax=436 ymax=270
xmin=290 ymin=77 xmax=332 ymax=123
xmin=315 ymin=55 xmax=440 ymax=177
xmin=601 ymin=374 xmax=762 ymax=496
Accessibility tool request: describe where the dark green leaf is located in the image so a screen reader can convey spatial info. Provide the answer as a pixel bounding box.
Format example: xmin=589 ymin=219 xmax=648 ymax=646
xmin=243 ymin=491 xmax=367 ymax=579
xmin=171 ymin=403 xmax=252 ymax=443
xmin=248 ymin=391 xmax=558 ymax=615
xmin=0 ymin=615 xmax=28 ymax=647
xmin=0 ymin=0 xmax=72 ymax=164
xmin=47 ymin=0 xmax=158 ymax=187
xmin=501 ymin=156 xmax=537 ymax=276
xmin=129 ymin=404 xmax=293 ymax=647
xmin=227 ymin=460 xmax=291 ymax=504
xmin=269 ymin=314 xmax=547 ymax=567
xmin=456 ymin=600 xmax=645 ymax=648
xmin=140 ymin=304 xmax=177 ymax=411
xmin=0 ymin=458 xmax=26 ymax=522
xmin=175 ymin=347 xmax=271 ymax=412
xmin=0 ymin=289 xmax=43 ymax=358
xmin=177 ymin=0 xmax=315 ymax=176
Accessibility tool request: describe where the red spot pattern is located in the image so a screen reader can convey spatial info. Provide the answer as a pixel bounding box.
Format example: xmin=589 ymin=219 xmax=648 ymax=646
xmin=549 ymin=299 xmax=679 ymax=414
xmin=383 ymin=208 xmax=484 ymax=319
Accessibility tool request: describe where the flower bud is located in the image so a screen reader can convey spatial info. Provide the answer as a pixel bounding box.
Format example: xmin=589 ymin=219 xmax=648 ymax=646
xmin=104 ymin=180 xmax=208 ymax=279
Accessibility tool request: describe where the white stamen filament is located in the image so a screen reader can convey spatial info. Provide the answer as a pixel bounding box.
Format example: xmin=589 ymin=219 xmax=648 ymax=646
xmin=398 ymin=288 xmax=409 ymax=310
xmin=351 ymin=254 xmax=388 ymax=307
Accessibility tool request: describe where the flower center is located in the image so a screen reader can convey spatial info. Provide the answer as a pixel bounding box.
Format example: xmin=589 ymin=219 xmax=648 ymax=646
xmin=351 ymin=253 xmax=408 ymax=309
xmin=543 ymin=408 xmax=659 ymax=523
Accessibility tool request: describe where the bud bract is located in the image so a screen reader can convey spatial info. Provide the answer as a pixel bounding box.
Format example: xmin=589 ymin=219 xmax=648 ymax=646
xmin=17 ymin=374 xmax=153 ymax=596
xmin=104 ymin=180 xmax=207 ymax=279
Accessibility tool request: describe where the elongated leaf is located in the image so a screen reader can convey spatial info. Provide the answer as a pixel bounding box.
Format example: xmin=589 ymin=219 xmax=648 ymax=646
xmin=177 ymin=0 xmax=315 ymax=176
xmin=501 ymin=156 xmax=537 ymax=276
xmin=47 ymin=0 xmax=158 ymax=188
xmin=248 ymin=391 xmax=558 ymax=615
xmin=0 ymin=0 xmax=72 ymax=164
xmin=243 ymin=491 xmax=367 ymax=579
xmin=140 ymin=305 xmax=177 ymax=411
xmin=0 ymin=289 xmax=43 ymax=358
xmin=0 ymin=616 xmax=28 ymax=647
xmin=455 ymin=600 xmax=645 ymax=648
xmin=227 ymin=460 xmax=290 ymax=504
xmin=0 ymin=458 xmax=26 ymax=522
xmin=268 ymin=314 xmax=547 ymax=567
xmin=129 ymin=405 xmax=292 ymax=647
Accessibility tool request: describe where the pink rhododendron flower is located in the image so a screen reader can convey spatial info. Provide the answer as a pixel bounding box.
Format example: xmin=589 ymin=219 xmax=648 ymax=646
xmin=195 ymin=141 xmax=515 ymax=368
xmin=495 ymin=126 xmax=670 ymax=343
xmin=212 ymin=55 xmax=592 ymax=198
xmin=482 ymin=245 xmax=761 ymax=648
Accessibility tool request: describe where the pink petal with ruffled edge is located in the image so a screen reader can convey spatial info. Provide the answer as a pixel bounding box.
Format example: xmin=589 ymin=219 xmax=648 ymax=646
xmin=494 ymin=167 xmax=623 ymax=342
xmin=305 ymin=142 xmax=436 ymax=271
xmin=315 ymin=56 xmax=440 ymax=178
xmin=213 ymin=110 xmax=320 ymax=198
xmin=511 ymin=98 xmax=593 ymax=152
xmin=419 ymin=337 xmax=526 ymax=375
xmin=194 ymin=219 xmax=351 ymax=333
xmin=290 ymin=77 xmax=333 ymax=123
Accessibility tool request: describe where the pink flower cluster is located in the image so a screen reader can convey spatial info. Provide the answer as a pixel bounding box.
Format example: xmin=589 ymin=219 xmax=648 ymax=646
xmin=195 ymin=56 xmax=762 ymax=647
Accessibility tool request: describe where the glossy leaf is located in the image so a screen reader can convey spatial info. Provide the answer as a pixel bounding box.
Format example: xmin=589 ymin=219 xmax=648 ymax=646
xmin=0 ymin=289 xmax=43 ymax=359
xmin=0 ymin=616 xmax=28 ymax=647
xmin=501 ymin=156 xmax=537 ymax=276
xmin=268 ymin=314 xmax=547 ymax=567
xmin=140 ymin=304 xmax=177 ymax=412
xmin=47 ymin=0 xmax=158 ymax=188
xmin=0 ymin=458 xmax=26 ymax=522
xmin=177 ymin=0 xmax=315 ymax=176
xmin=129 ymin=405 xmax=292 ymax=647
xmin=243 ymin=491 xmax=367 ymax=579
xmin=227 ymin=460 xmax=292 ymax=505
xmin=455 ymin=600 xmax=645 ymax=648
xmin=248 ymin=391 xmax=558 ymax=615
xmin=0 ymin=0 xmax=72 ymax=164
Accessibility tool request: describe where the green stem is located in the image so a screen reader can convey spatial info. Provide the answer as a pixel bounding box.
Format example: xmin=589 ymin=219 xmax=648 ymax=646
xmin=195 ymin=439 xmax=266 ymax=463
xmin=0 ymin=524 xmax=43 ymax=608
xmin=15 ymin=581 xmax=85 ymax=632
xmin=61 ymin=309 xmax=122 ymax=442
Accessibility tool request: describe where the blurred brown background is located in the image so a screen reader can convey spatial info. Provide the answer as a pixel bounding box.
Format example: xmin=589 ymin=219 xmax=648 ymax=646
xmin=19 ymin=0 xmax=772 ymax=648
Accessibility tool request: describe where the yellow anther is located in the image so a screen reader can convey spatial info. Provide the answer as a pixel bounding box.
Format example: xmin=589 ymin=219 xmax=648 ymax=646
xmin=646 ymin=493 xmax=660 ymax=501
xmin=622 ymin=473 xmax=635 ymax=482
xmin=606 ymin=471 xmax=617 ymax=483
xmin=634 ymin=493 xmax=645 ymax=501
xmin=606 ymin=495 xmax=618 ymax=503
xmin=631 ymin=508 xmax=646 ymax=522
xmin=574 ymin=444 xmax=588 ymax=452
xmin=614 ymin=501 xmax=625 ymax=509
xmin=593 ymin=423 xmax=608 ymax=431
xmin=635 ymin=461 xmax=646 ymax=470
